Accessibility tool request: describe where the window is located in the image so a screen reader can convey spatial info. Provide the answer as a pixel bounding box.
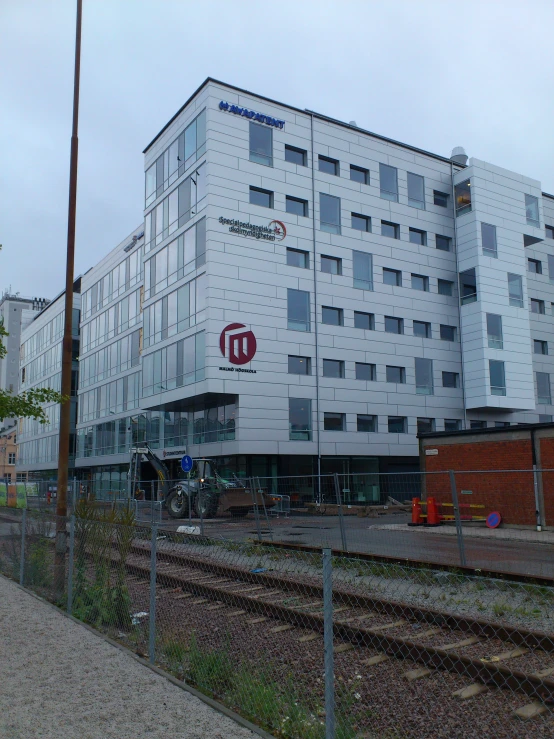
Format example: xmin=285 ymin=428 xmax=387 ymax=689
xmin=438 ymin=279 xmax=454 ymax=297
xmin=531 ymin=298 xmax=545 ymax=314
xmin=320 ymin=193 xmax=341 ymax=234
xmin=382 ymin=221 xmax=400 ymax=239
xmin=546 ymin=225 xmax=554 ymax=240
xmin=508 ymin=273 xmax=523 ymax=307
xmin=287 ymin=289 xmax=310 ymax=331
xmin=411 ymin=274 xmax=429 ymax=291
xmin=489 ymin=359 xmax=506 ymax=396
xmin=539 ymin=414 xmax=553 ymax=423
xmin=350 ymin=165 xmax=369 ymax=185
xmin=460 ymin=268 xmax=477 ymax=305
xmin=548 ymin=255 xmax=554 ymax=283
xmin=454 ymin=179 xmax=471 ymax=215
xmin=495 ymin=422 xmax=511 ymax=428
xmin=249 ymin=186 xmax=273 ymax=208
xmin=434 ymin=190 xmax=449 ymax=207
xmin=288 ymin=356 xmax=311 ymax=374
xmin=321 ymin=255 xmax=342 ymax=275
xmin=352 ymin=251 xmax=373 ymax=290
xmin=436 ymin=235 xmax=452 ymax=252
xmin=407 ymin=172 xmax=425 ymax=209
xmin=470 ymin=420 xmax=487 ymax=429
xmin=249 ymin=122 xmax=272 ymax=166
xmin=413 ymin=321 xmax=431 ymax=338
xmin=486 ymin=314 xmax=503 ymax=349
xmin=322 ymin=306 xmax=343 ymax=326
xmin=323 ymin=359 xmax=345 ymax=378
xmin=528 ymin=258 xmax=542 ymax=275
xmin=287 ymin=248 xmax=309 ymax=269
xmin=385 ymin=316 xmax=403 ymax=334
xmin=319 ymin=155 xmax=339 ymax=176
xmin=356 ymin=362 xmax=376 ymax=381
xmin=286 ymin=196 xmax=308 ymax=217
xmin=415 ymin=357 xmax=434 ymax=395
xmin=351 ymin=213 xmax=371 ymax=232
xmin=444 ymin=419 xmax=462 ymax=431
xmin=481 ymin=223 xmax=497 ymax=257
xmin=386 ymin=365 xmax=405 ymax=383
xmin=285 ymin=145 xmax=307 ymax=166
xmin=388 ymin=416 xmax=407 ymax=433
xmin=354 ymin=311 xmax=374 ymax=330
xmin=537 ymin=372 xmax=552 ymax=404
xmin=8 ymin=453 xmax=16 ymax=465
xmin=525 ymin=194 xmax=540 ymax=227
xmin=440 ymin=324 xmax=456 ymax=341
xmin=357 ymin=415 xmax=377 ymax=432
xmin=383 ymin=268 xmax=402 ymax=286
xmin=417 ymin=417 xmax=435 ymax=433
xmin=534 ymin=340 xmax=548 ymax=355
xmin=409 ymin=228 xmax=427 ymax=246
xmin=379 ymin=163 xmax=398 ymax=202
xmin=324 ymin=412 xmax=345 ymax=431
xmin=442 ymin=372 xmax=459 ymax=388
xmin=289 ymin=398 xmax=311 ymax=440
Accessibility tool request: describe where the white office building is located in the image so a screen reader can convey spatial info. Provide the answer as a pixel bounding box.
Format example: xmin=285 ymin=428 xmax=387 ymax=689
xmin=20 ymin=79 xmax=554 ymax=493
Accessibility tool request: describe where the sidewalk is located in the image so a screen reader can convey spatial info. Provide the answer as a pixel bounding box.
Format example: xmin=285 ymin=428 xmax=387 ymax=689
xmin=372 ymin=522 xmax=554 ymax=545
xmin=0 ymin=575 xmax=258 ymax=739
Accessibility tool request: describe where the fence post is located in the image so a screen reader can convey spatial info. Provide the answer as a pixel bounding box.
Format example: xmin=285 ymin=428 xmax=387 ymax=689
xmin=333 ymin=473 xmax=348 ymax=552
xmin=19 ymin=507 xmax=27 ymax=586
xmin=532 ymin=464 xmax=543 ymax=531
xmin=72 ymin=476 xmax=77 ymax=512
xmin=448 ymin=470 xmax=467 ymax=567
xmin=67 ymin=514 xmax=75 ymax=614
xmin=149 ymin=523 xmax=158 ymax=664
xmin=322 ymin=548 xmax=335 ymax=739
xmin=251 ymin=478 xmax=262 ymax=542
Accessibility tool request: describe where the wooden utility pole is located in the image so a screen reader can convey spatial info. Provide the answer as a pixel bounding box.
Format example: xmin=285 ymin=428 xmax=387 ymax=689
xmin=55 ymin=0 xmax=82 ymax=594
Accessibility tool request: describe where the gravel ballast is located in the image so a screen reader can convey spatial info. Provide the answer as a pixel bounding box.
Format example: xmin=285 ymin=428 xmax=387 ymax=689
xmin=0 ymin=575 xmax=257 ymax=739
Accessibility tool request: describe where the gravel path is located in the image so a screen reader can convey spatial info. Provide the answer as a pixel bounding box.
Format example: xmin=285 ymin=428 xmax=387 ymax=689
xmin=0 ymin=575 xmax=257 ymax=739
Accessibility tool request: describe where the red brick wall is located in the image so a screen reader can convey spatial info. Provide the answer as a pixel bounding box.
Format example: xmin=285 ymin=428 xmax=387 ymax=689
xmin=539 ymin=437 xmax=554 ymax=526
xmin=423 ymin=439 xmax=535 ymax=526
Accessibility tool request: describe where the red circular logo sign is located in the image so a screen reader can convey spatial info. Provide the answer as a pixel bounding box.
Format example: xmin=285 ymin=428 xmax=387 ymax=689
xmin=269 ymin=220 xmax=286 ymax=241
xmin=220 ymin=323 xmax=257 ymax=365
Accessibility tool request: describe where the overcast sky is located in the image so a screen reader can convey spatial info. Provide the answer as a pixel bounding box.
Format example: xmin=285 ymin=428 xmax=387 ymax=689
xmin=2 ymin=0 xmax=553 ymax=299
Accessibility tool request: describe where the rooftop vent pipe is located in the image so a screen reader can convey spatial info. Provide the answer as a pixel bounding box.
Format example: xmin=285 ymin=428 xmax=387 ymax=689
xmin=451 ymin=146 xmax=468 ymax=166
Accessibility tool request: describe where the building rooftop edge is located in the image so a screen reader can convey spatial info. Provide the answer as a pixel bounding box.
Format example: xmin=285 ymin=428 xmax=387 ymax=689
xmin=418 ymin=421 xmax=554 ymax=441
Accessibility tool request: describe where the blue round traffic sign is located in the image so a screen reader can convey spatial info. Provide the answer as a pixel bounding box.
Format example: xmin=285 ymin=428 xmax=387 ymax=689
xmin=181 ymin=455 xmax=193 ymax=473
xmin=486 ymin=511 xmax=502 ymax=529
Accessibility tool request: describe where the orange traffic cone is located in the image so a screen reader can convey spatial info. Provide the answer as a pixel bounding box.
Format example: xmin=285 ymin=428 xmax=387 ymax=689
xmin=408 ymin=497 xmax=424 ymax=526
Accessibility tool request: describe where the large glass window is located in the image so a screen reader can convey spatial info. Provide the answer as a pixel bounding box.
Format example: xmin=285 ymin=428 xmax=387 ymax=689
xmin=460 ymin=268 xmax=477 ymax=305
xmin=319 ymin=155 xmax=339 ymax=176
xmin=415 ymin=357 xmax=434 ymax=395
xmin=287 ymin=289 xmax=310 ymax=331
xmin=454 ymin=179 xmax=471 ymax=215
xmin=525 ymin=194 xmax=540 ymax=227
xmin=288 ymin=356 xmax=311 ymax=374
xmin=508 ymin=273 xmax=523 ymax=307
xmin=289 ymin=398 xmax=311 ymax=440
xmin=250 ymin=186 xmax=273 ymax=208
xmin=379 ymin=163 xmax=398 ymax=202
xmin=285 ymin=145 xmax=307 ymax=166
xmin=481 ymin=223 xmax=497 ymax=257
xmin=320 ymin=193 xmax=341 ymax=234
xmin=489 ymin=360 xmax=506 ymax=396
xmin=352 ymin=251 xmax=373 ymax=290
xmin=249 ymin=122 xmax=273 ymax=166
xmin=486 ymin=314 xmax=503 ymax=349
xmin=407 ymin=172 xmax=425 ymax=209
xmin=324 ymin=412 xmax=345 ymax=431
xmin=537 ymin=372 xmax=552 ymax=404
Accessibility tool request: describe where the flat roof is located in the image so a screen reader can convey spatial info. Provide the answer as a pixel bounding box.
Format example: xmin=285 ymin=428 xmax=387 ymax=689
xmin=418 ymin=420 xmax=554 ymax=440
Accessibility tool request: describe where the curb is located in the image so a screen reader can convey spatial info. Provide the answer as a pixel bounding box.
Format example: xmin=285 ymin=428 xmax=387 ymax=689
xmin=2 ymin=574 xmax=275 ymax=739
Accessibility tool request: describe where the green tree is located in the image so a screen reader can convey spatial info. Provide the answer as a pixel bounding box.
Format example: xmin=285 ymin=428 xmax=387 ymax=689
xmin=0 ymin=310 xmax=66 ymax=423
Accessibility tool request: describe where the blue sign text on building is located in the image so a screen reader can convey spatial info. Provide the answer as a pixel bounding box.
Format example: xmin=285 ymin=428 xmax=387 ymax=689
xmin=219 ymin=101 xmax=285 ymax=129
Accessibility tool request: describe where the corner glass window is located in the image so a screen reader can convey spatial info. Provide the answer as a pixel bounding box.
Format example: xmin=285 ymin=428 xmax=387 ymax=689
xmin=388 ymin=416 xmax=407 ymax=433
xmin=357 ymin=414 xmax=377 ymax=432
xmin=489 ymin=359 xmax=506 ymax=396
xmin=287 ymin=248 xmax=309 ymax=269
xmin=508 ymin=273 xmax=523 ymax=307
xmin=350 ymin=165 xmax=369 ymax=185
xmin=481 ymin=223 xmax=497 ymax=257
xmin=379 ymin=163 xmax=398 ymax=202
xmin=318 ymin=155 xmax=339 ymax=176
xmin=286 ymin=196 xmax=308 ymax=217
xmin=320 ymin=193 xmax=341 ymax=234
xmin=454 ymin=179 xmax=471 ymax=215
xmin=321 ymin=255 xmax=341 ymax=275
xmin=285 ymin=145 xmax=307 ymax=166
xmin=289 ymin=398 xmax=311 ymax=440
xmin=249 ymin=122 xmax=273 ymax=166
xmin=407 ymin=172 xmax=425 ymax=209
xmin=460 ymin=268 xmax=477 ymax=304
xmin=288 ymin=355 xmax=311 ymax=374
xmin=537 ymin=372 xmax=552 ymax=404
xmin=352 ymin=213 xmax=371 ymax=232
xmin=415 ymin=357 xmax=434 ymax=395
xmin=352 ymin=251 xmax=373 ymax=291
xmin=250 ymin=186 xmax=273 ymax=208
xmin=287 ymin=289 xmax=310 ymax=331
xmin=525 ymin=194 xmax=540 ymax=227
xmin=324 ymin=412 xmax=345 ymax=431
xmin=486 ymin=313 xmax=503 ymax=349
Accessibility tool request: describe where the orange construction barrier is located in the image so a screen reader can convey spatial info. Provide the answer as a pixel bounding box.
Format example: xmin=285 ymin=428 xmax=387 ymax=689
xmin=426 ymin=497 xmax=440 ymax=526
xmin=409 ymin=497 xmax=424 ymax=526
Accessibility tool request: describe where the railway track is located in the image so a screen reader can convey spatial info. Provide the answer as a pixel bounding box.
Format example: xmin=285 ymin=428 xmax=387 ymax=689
xmin=108 ymin=538 xmax=554 ymax=717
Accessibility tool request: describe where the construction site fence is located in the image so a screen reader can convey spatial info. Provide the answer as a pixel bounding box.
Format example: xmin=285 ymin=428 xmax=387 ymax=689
xmin=1 ymin=505 xmax=554 ymax=738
